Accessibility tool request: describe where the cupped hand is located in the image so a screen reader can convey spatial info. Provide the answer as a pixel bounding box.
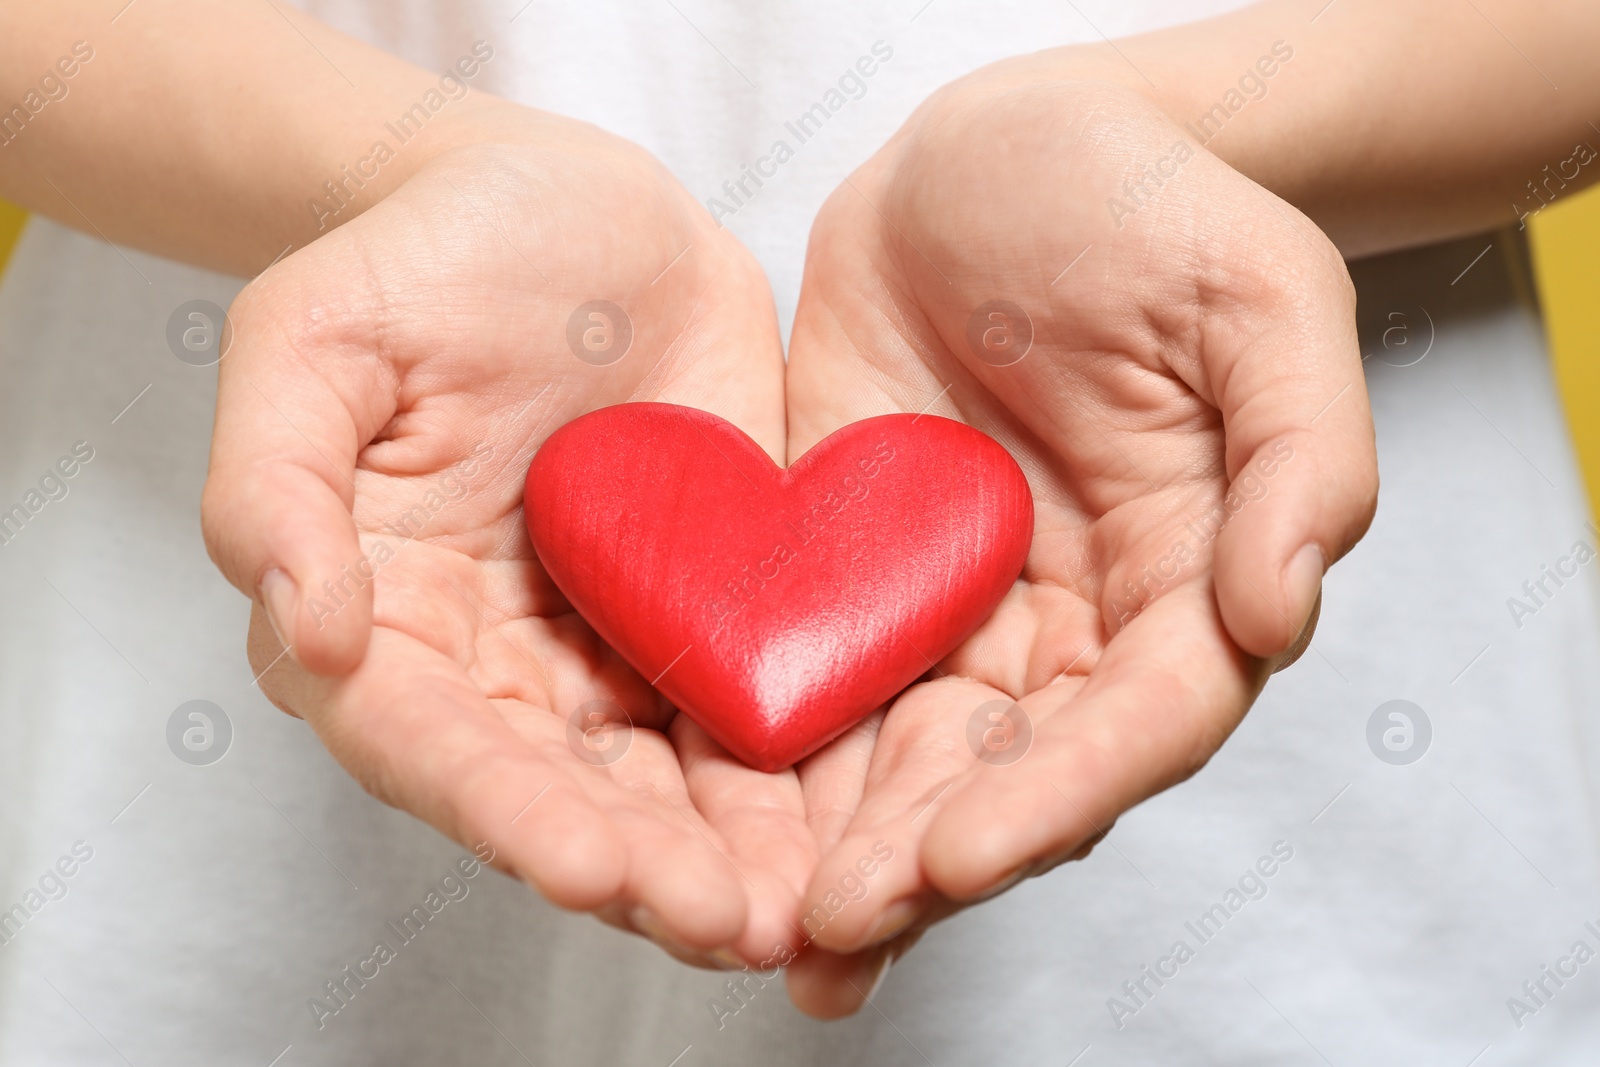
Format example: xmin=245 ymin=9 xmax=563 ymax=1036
xmin=200 ymin=112 xmax=821 ymax=966
xmin=779 ymin=71 xmax=1378 ymax=1015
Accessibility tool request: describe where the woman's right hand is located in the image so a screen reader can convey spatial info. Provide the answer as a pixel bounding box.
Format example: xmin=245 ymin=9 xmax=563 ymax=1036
xmin=201 ymin=110 xmax=822 ymax=968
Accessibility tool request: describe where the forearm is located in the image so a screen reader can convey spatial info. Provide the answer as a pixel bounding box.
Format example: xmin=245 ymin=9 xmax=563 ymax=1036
xmin=0 ymin=2 xmax=525 ymax=275
xmin=1043 ymin=0 xmax=1600 ymax=257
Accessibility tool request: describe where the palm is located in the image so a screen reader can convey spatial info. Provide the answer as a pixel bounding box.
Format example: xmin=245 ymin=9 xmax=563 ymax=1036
xmin=781 ymin=79 xmax=1373 ymax=1011
xmin=209 ymin=133 xmax=818 ymax=963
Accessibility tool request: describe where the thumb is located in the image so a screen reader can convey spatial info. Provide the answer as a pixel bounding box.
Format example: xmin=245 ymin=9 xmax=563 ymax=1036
xmin=201 ymin=279 xmax=393 ymax=676
xmin=1208 ymin=214 xmax=1378 ymax=660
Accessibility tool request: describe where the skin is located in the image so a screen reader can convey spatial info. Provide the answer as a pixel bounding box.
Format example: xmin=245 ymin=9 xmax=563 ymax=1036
xmin=773 ymin=0 xmax=1600 ymax=1013
xmin=213 ymin=131 xmax=810 ymax=964
xmin=2 ymin=0 xmax=1598 ymax=1021
xmin=780 ymin=76 xmax=1372 ymax=1015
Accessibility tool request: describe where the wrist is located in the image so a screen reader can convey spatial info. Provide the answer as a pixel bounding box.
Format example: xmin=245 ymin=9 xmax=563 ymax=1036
xmin=272 ymin=77 xmax=551 ymax=266
xmin=1015 ymin=0 xmax=1600 ymax=257
xmin=920 ymin=28 xmax=1366 ymax=253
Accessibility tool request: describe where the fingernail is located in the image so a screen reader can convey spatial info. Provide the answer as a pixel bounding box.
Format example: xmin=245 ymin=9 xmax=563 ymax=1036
xmin=1283 ymin=543 xmax=1325 ymax=631
xmin=865 ymin=947 xmax=894 ymax=1002
xmin=861 ymin=898 xmax=920 ymax=946
xmin=260 ymin=568 xmax=300 ymax=660
xmin=963 ymin=862 xmax=1030 ymax=904
xmin=629 ymin=906 xmax=677 ymax=946
xmin=1023 ymin=839 xmax=1092 ymax=880
xmin=707 ymin=947 xmax=745 ymax=971
xmin=629 ymin=905 xmax=702 ymax=961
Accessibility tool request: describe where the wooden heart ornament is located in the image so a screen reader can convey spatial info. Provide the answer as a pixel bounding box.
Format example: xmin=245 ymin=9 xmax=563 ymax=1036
xmin=524 ymin=403 xmax=1033 ymax=772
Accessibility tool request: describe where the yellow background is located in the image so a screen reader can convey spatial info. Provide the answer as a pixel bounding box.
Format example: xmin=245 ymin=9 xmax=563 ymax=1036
xmin=0 ymin=195 xmax=1595 ymax=519
xmin=1529 ymin=190 xmax=1600 ymax=524
xmin=0 ymin=202 xmax=25 ymax=275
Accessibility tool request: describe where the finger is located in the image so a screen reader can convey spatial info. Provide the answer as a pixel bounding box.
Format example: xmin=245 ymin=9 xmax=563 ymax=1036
xmin=674 ymin=717 xmax=818 ymax=964
xmin=262 ymin=624 xmax=630 ymax=912
xmin=797 ymin=678 xmax=998 ymax=955
xmin=795 ymin=710 xmax=883 ymax=854
xmin=923 ymin=582 xmax=1262 ymax=900
xmin=334 ymin=442 xmax=751 ymax=952
xmin=1202 ymin=196 xmax=1378 ymax=658
xmin=592 ymin=904 xmax=742 ymax=972
xmin=600 ymin=730 xmax=751 ymax=953
xmin=640 ymin=238 xmax=789 ymax=465
xmin=784 ymin=941 xmax=896 ymax=1020
xmin=785 ymin=927 xmax=930 ymax=1020
xmin=784 ymin=185 xmax=941 ymax=460
xmin=203 ymin=268 xmax=397 ymax=675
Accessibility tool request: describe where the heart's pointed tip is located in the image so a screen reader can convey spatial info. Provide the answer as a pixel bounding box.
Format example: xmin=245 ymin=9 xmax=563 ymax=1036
xmin=715 ymin=720 xmax=853 ymax=774
xmin=685 ymin=698 xmax=835 ymax=773
xmin=699 ymin=719 xmax=807 ymax=774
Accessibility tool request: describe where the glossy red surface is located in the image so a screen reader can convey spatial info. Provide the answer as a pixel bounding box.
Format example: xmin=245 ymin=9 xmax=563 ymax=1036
xmin=525 ymin=403 xmax=1034 ymax=772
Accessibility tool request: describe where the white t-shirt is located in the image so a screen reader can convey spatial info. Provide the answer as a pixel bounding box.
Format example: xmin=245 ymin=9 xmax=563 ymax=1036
xmin=2 ymin=2 xmax=1599 ymax=1064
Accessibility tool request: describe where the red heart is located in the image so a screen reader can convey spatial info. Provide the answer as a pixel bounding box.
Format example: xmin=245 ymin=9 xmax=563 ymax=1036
xmin=525 ymin=403 xmax=1033 ymax=772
